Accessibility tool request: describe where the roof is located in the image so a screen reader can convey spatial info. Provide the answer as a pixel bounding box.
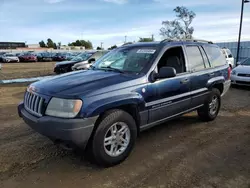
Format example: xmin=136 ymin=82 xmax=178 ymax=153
xmin=121 ymin=39 xmax=216 ymax=48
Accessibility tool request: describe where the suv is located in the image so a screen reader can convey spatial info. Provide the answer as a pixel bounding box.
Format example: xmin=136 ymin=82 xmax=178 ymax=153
xmin=18 ymin=39 xmax=231 ymax=167
xmin=221 ymin=48 xmax=235 ymax=68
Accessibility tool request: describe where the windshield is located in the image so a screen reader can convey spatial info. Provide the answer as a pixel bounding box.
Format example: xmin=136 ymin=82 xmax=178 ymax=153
xmin=93 ymin=47 xmax=156 ymax=73
xmin=6 ymin=54 xmax=14 ymax=57
xmin=71 ymin=53 xmax=93 ymax=61
xmin=242 ymin=58 xmax=250 ymax=66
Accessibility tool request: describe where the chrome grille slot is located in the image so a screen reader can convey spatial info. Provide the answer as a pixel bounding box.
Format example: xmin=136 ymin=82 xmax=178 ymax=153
xmin=238 ymin=73 xmax=250 ymax=77
xmin=24 ymin=92 xmax=44 ymax=117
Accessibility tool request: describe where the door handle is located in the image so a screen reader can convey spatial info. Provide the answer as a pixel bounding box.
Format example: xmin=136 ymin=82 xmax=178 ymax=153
xmin=180 ymin=78 xmax=189 ymax=84
xmin=209 ymin=72 xmax=215 ymax=76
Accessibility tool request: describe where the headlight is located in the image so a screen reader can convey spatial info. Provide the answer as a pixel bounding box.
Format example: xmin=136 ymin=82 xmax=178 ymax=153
xmin=231 ymin=70 xmax=236 ymax=75
xmin=45 ymin=98 xmax=82 ymax=118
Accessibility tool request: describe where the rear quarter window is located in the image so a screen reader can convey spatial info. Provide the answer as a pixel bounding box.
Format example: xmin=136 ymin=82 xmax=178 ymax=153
xmin=203 ymin=46 xmax=226 ymax=67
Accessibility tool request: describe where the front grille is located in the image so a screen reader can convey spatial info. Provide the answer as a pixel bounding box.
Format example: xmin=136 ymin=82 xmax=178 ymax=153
xmin=238 ymin=73 xmax=250 ymax=77
xmin=24 ymin=92 xmax=44 ymax=117
xmin=236 ymin=81 xmax=250 ymax=85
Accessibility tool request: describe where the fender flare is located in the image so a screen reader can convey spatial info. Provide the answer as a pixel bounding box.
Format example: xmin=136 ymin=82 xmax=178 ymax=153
xmin=206 ymin=76 xmax=225 ymax=89
xmin=84 ymin=93 xmax=145 ymax=118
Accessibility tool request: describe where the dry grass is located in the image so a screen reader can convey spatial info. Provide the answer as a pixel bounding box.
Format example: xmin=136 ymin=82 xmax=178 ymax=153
xmin=0 ymin=62 xmax=56 ymax=80
xmin=0 ymin=84 xmax=29 ymax=121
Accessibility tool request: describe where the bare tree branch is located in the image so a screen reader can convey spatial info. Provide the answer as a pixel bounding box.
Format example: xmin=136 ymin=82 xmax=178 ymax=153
xmin=160 ymin=6 xmax=196 ymax=40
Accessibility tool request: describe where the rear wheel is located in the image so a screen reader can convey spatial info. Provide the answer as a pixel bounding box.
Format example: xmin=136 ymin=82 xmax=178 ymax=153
xmin=197 ymin=88 xmax=221 ymax=121
xmin=87 ymin=109 xmax=137 ymax=167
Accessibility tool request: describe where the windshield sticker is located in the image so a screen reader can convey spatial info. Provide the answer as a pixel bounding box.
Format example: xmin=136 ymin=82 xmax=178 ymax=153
xmin=137 ymin=49 xmax=156 ymax=54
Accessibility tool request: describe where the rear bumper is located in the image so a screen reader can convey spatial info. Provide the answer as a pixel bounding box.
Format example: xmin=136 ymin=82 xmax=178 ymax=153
xmin=18 ymin=103 xmax=98 ymax=149
xmin=221 ymin=80 xmax=231 ymax=97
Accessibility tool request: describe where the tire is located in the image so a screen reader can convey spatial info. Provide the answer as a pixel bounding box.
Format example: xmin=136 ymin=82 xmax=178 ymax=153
xmin=88 ymin=109 xmax=137 ymax=167
xmin=197 ymin=88 xmax=221 ymax=121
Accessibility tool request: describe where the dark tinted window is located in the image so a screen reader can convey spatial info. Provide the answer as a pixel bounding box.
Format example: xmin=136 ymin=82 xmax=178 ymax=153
xmin=200 ymin=47 xmax=210 ymax=68
xmin=186 ymin=46 xmax=205 ymax=71
xmin=204 ymin=46 xmax=226 ymax=67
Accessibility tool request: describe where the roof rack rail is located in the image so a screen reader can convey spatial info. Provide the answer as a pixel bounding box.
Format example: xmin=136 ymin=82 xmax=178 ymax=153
xmin=184 ymin=38 xmax=213 ymax=44
xmin=160 ymin=39 xmax=176 ymax=43
xmin=160 ymin=38 xmax=213 ymax=44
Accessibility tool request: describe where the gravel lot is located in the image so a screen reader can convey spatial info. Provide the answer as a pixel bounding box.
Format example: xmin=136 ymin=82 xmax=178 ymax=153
xmin=0 ymin=62 xmax=55 ymax=80
xmin=0 ymin=84 xmax=249 ymax=188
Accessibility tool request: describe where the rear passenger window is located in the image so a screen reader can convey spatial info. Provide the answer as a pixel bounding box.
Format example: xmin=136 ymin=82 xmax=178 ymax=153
xmin=186 ymin=46 xmax=205 ymax=72
xmin=200 ymin=47 xmax=210 ymax=68
xmin=204 ymin=46 xmax=227 ymax=67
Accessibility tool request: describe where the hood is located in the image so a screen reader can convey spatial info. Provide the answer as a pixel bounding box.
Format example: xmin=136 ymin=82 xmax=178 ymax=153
xmin=73 ymin=61 xmax=88 ymax=67
xmin=56 ymin=60 xmax=78 ymax=66
xmin=234 ymin=65 xmax=250 ymax=74
xmin=31 ymin=70 xmax=141 ymax=97
xmin=4 ymin=56 xmax=18 ymax=59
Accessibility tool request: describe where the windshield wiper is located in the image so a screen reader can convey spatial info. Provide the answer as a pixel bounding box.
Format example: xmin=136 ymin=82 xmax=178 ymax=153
xmin=100 ymin=66 xmax=124 ymax=73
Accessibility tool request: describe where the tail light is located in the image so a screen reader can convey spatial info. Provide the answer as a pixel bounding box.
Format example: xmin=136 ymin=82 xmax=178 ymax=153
xmin=227 ymin=66 xmax=231 ymax=80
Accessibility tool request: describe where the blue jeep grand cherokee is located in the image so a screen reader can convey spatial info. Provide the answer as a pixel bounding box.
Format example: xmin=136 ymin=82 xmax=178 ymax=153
xmin=18 ymin=39 xmax=231 ymax=167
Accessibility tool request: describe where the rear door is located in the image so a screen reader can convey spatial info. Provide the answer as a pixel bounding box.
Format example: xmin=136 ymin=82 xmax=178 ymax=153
xmin=184 ymin=45 xmax=211 ymax=108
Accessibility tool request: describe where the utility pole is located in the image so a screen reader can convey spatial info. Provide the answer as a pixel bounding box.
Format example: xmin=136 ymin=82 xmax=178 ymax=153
xmin=101 ymin=42 xmax=103 ymax=49
xmin=151 ymin=34 xmax=154 ymax=41
xmin=124 ymin=36 xmax=127 ymax=43
xmin=236 ymin=0 xmax=249 ymax=63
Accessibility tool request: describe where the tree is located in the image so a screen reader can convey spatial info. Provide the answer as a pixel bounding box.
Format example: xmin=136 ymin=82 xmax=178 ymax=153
xmin=68 ymin=40 xmax=93 ymax=49
xmin=108 ymin=45 xmax=117 ymax=50
xmin=39 ymin=40 xmax=46 ymax=48
xmin=96 ymin=46 xmax=102 ymax=50
xmin=47 ymin=38 xmax=54 ymax=48
xmin=58 ymin=42 xmax=61 ymax=49
xmin=53 ymin=43 xmax=57 ymax=49
xmin=160 ymin=6 xmax=196 ymax=40
xmin=138 ymin=37 xmax=154 ymax=42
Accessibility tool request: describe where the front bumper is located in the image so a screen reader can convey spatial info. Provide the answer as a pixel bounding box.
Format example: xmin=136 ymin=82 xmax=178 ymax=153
xmin=18 ymin=103 xmax=98 ymax=149
xmin=231 ymin=75 xmax=250 ymax=86
xmin=4 ymin=58 xmax=19 ymax=62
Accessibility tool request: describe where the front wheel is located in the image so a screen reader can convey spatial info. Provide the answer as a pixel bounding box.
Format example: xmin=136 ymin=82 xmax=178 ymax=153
xmin=88 ymin=109 xmax=137 ymax=167
xmin=197 ymin=88 xmax=221 ymax=121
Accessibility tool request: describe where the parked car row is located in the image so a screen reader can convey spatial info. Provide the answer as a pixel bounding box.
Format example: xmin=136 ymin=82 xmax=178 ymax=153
xmin=0 ymin=51 xmax=83 ymax=63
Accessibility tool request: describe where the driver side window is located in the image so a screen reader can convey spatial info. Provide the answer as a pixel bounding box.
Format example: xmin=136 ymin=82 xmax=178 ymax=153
xmin=157 ymin=46 xmax=186 ymax=74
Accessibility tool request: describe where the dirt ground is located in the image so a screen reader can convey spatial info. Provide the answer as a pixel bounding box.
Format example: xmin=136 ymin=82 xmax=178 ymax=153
xmin=0 ymin=84 xmax=249 ymax=188
xmin=0 ymin=62 xmax=55 ymax=80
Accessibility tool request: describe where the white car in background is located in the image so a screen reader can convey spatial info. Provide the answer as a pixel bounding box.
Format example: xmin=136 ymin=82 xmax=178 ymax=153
xmin=221 ymin=48 xmax=234 ymax=68
xmin=2 ymin=53 xmax=19 ymax=63
xmin=231 ymin=58 xmax=250 ymax=86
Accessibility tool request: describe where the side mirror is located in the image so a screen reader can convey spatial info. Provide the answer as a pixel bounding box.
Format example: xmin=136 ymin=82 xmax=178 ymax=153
xmin=88 ymin=58 xmax=96 ymax=64
xmin=155 ymin=67 xmax=176 ymax=79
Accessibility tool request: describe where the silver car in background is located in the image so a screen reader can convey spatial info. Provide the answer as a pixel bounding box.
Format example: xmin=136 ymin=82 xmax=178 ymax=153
xmin=2 ymin=53 xmax=19 ymax=63
xmin=231 ymin=58 xmax=250 ymax=86
xmin=221 ymin=48 xmax=235 ymax=68
xmin=72 ymin=50 xmax=109 ymax=71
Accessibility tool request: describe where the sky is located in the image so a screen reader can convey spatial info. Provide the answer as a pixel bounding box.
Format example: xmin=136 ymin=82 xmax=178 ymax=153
xmin=0 ymin=0 xmax=250 ymax=49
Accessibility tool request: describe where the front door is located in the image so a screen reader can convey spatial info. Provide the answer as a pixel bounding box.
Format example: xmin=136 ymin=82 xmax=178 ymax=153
xmin=146 ymin=46 xmax=191 ymax=123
